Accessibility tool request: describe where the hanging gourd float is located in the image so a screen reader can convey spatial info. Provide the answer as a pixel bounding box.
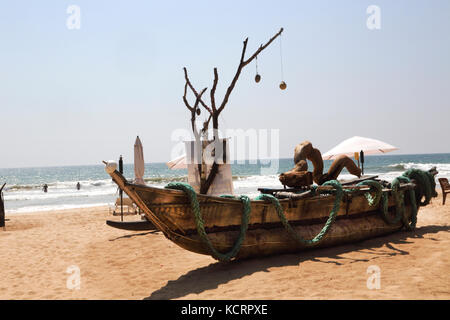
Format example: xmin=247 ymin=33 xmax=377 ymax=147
xmin=253 ymin=33 xmax=286 ymax=90
xmin=254 ymin=56 xmax=261 ymax=83
xmin=279 ymin=33 xmax=286 ymax=90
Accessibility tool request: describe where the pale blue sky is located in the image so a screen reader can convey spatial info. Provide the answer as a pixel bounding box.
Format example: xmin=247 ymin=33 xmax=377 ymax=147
xmin=0 ymin=0 xmax=449 ymax=168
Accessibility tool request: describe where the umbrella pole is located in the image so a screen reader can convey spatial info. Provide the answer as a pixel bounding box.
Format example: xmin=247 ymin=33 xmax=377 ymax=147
xmin=360 ymin=150 xmax=365 ymax=176
xmin=119 ymin=155 xmax=124 ymax=222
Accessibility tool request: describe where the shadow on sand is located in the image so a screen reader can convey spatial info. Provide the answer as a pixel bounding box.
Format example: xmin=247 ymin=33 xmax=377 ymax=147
xmin=144 ymin=225 xmax=450 ymax=300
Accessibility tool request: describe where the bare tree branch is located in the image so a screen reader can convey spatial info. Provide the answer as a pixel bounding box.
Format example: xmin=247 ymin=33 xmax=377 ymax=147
xmin=191 ymin=87 xmax=207 ymax=139
xmin=182 ymin=82 xmax=193 ymax=111
xmin=183 ymin=67 xmax=213 ymax=114
xmin=242 ymin=27 xmax=283 ymax=67
xmin=217 ymin=28 xmax=283 ymax=114
xmin=202 ymin=114 xmax=212 ymax=135
xmin=210 ymin=68 xmax=219 ymax=112
xmin=216 ymin=38 xmax=248 ymax=114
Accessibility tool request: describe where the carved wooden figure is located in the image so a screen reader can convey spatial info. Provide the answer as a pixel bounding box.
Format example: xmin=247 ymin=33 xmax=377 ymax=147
xmin=279 ymin=141 xmax=361 ymax=187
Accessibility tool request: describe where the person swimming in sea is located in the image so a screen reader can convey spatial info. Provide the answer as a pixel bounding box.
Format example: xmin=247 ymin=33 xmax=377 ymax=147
xmin=76 ymin=182 xmax=81 ymax=190
xmin=43 ymin=184 xmax=48 ymax=193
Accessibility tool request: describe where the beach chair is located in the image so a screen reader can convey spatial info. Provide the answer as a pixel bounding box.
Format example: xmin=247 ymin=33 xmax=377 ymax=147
xmin=438 ymin=178 xmax=450 ymax=205
xmin=110 ymin=197 xmax=138 ymax=215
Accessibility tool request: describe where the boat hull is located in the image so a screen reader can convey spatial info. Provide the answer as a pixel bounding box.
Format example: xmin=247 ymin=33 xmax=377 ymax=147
xmin=165 ymin=210 xmax=410 ymax=259
xmin=107 ymin=169 xmax=418 ymax=260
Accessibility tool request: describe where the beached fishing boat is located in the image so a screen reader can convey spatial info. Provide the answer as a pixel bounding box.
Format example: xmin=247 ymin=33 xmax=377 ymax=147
xmin=103 ymin=29 xmax=438 ymax=261
xmin=104 ymin=163 xmax=437 ymax=261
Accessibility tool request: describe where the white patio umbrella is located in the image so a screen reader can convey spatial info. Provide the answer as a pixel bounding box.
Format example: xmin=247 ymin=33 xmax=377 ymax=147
xmin=166 ymin=154 xmax=187 ymax=170
xmin=322 ymin=136 xmax=398 ymax=160
xmin=134 ymin=136 xmax=146 ymax=185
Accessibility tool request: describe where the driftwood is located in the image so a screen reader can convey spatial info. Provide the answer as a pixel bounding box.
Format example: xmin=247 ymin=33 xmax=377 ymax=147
xmin=279 ymin=141 xmax=361 ymax=187
xmin=182 ymin=28 xmax=284 ymax=194
xmin=0 ymin=183 xmax=5 ymax=228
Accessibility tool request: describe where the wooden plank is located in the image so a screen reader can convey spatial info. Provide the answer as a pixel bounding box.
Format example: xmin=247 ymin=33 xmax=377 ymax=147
xmin=340 ymin=175 xmax=379 ymax=185
xmin=257 ymin=175 xmax=379 ymax=193
xmin=258 ymin=186 xmax=306 ymax=194
xmin=106 ymin=219 xmax=156 ymax=231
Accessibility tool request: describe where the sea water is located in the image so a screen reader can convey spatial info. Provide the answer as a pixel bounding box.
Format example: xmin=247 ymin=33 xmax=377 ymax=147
xmin=1 ymin=153 xmax=449 ymax=213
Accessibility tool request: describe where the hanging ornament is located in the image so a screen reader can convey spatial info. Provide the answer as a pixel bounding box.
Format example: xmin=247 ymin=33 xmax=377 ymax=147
xmin=279 ymin=34 xmax=287 ymax=90
xmin=254 ymin=55 xmax=261 ymax=83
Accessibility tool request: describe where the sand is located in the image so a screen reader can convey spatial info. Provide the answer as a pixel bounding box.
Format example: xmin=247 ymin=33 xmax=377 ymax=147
xmin=0 ymin=192 xmax=449 ymax=300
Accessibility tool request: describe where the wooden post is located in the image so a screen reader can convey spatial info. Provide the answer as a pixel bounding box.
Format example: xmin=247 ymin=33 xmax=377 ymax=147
xmin=119 ymin=155 xmax=124 ymax=222
xmin=0 ymin=183 xmax=6 ymax=228
xmin=360 ymin=150 xmax=365 ymax=176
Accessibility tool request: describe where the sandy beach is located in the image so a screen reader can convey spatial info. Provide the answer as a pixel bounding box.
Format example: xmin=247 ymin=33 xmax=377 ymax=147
xmin=1 ymin=191 xmax=449 ymax=300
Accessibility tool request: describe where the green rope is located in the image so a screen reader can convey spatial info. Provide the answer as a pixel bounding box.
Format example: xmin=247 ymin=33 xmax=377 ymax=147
xmin=165 ymin=169 xmax=435 ymax=261
xmin=392 ymin=176 xmax=418 ymax=230
xmin=352 ymin=169 xmax=436 ymax=230
xmin=352 ymin=180 xmax=383 ymax=207
xmin=402 ymin=169 xmax=436 ymax=205
xmin=346 ymin=177 xmax=416 ymax=229
xmin=165 ymin=182 xmax=251 ymax=262
xmin=351 ymin=179 xmax=406 ymax=226
xmin=255 ymin=180 xmax=344 ymax=246
xmin=383 ymin=176 xmax=408 ymax=227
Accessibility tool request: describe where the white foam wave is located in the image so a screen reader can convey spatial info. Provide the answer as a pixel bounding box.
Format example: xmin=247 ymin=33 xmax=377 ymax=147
xmin=5 ymin=161 xmax=449 ymax=213
xmin=8 ymin=202 xmax=111 ymax=214
xmin=388 ymin=162 xmax=450 ymax=173
xmin=234 ymin=174 xmax=282 ymax=189
xmin=4 ymin=185 xmax=118 ymax=201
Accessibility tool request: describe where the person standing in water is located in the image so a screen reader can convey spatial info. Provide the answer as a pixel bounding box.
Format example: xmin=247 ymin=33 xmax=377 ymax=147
xmin=43 ymin=184 xmax=48 ymax=193
xmin=76 ymin=182 xmax=81 ymax=190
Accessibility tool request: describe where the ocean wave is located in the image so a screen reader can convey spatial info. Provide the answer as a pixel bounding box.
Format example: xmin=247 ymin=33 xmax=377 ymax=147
xmin=386 ymin=164 xmax=407 ymax=170
xmin=4 ymin=160 xmax=450 ymax=213
xmin=4 ymin=186 xmax=118 ymax=201
xmin=387 ymin=162 xmax=450 ymax=174
xmin=7 ymin=202 xmax=111 ymax=214
xmin=4 ymin=179 xmax=114 ymax=192
xmin=143 ymin=174 xmax=276 ymax=184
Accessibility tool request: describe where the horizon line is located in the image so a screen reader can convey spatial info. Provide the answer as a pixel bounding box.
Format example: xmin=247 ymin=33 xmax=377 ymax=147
xmin=1 ymin=151 xmax=449 ymax=170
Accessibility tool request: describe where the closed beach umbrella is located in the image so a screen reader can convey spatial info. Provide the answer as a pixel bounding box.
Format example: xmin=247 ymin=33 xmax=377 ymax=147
xmin=322 ymin=136 xmax=398 ymax=160
xmin=166 ymin=154 xmax=187 ymax=170
xmin=134 ymin=136 xmax=146 ymax=185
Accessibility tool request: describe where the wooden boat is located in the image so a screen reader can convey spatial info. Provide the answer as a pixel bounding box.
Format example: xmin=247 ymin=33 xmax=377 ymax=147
xmin=105 ymin=165 xmax=437 ymax=260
